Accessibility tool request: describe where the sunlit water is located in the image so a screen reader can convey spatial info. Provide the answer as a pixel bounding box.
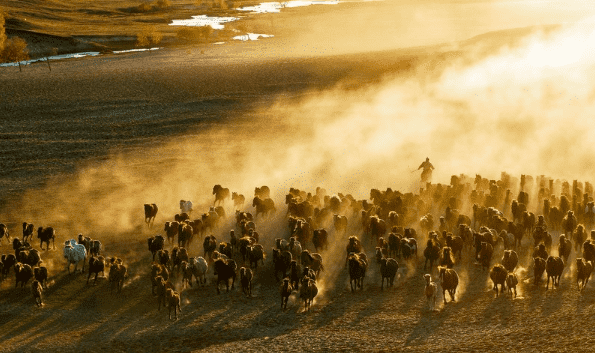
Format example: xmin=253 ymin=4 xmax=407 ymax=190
xmin=237 ymin=0 xmax=338 ymax=14
xmin=233 ymin=33 xmax=275 ymax=41
xmin=168 ymin=15 xmax=240 ymax=30
xmin=0 ymin=48 xmax=161 ymax=67
xmin=112 ymin=47 xmax=161 ymax=54
xmin=0 ymin=52 xmax=100 ymax=67
xmin=168 ymin=0 xmax=340 ymax=43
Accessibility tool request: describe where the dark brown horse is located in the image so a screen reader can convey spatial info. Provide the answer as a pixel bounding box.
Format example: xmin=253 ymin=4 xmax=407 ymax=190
xmin=0 ymin=223 xmax=8 ymax=245
xmin=37 ymin=226 xmax=55 ymax=251
xmin=253 ymin=196 xmax=276 ymax=219
xmin=213 ymin=185 xmax=230 ymax=206
xmin=144 ymin=204 xmax=158 ymax=228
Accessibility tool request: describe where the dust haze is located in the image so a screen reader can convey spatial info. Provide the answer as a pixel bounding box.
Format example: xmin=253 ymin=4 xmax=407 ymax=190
xmin=3 ymin=15 xmax=595 ymax=240
xmin=270 ymin=0 xmax=595 ymax=57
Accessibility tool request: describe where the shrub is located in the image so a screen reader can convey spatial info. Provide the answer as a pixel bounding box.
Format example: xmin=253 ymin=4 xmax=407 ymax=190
xmin=135 ymin=3 xmax=153 ymax=12
xmin=136 ymin=28 xmax=163 ymax=47
xmin=0 ymin=10 xmax=29 ymax=70
xmin=176 ymin=26 xmax=213 ymax=43
xmin=134 ymin=0 xmax=170 ymax=12
xmin=0 ymin=37 xmax=29 ymax=64
xmin=0 ymin=10 xmax=5 ymax=50
xmin=176 ymin=28 xmax=200 ymax=42
xmin=154 ymin=0 xmax=171 ymax=9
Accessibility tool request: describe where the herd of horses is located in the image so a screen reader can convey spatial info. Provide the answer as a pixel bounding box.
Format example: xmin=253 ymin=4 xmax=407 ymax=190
xmin=3 ymin=173 xmax=595 ymax=316
xmin=136 ymin=173 xmax=595 ymax=314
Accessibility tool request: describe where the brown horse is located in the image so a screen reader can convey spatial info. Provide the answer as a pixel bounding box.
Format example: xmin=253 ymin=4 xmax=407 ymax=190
xmin=254 ymin=186 xmax=270 ymax=199
xmin=213 ymin=185 xmax=230 ymax=206
xmin=232 ymin=192 xmax=245 ymax=209
xmin=253 ymin=196 xmax=276 ymax=219
xmin=144 ymin=204 xmax=158 ymax=228
xmin=0 ymin=223 xmax=8 ymax=245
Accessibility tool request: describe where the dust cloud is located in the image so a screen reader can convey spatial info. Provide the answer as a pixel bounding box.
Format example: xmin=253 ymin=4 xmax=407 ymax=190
xmin=269 ymin=0 xmax=595 ymax=57
xmin=3 ymin=12 xmax=595 ymax=270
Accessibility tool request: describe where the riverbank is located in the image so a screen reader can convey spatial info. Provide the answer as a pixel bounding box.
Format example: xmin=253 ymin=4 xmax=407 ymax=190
xmin=4 ymin=0 xmax=592 ymax=63
xmin=1 ymin=0 xmax=341 ymax=60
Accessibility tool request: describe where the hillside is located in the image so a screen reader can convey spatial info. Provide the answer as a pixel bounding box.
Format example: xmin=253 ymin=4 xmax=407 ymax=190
xmin=0 ymin=0 xmax=276 ymax=57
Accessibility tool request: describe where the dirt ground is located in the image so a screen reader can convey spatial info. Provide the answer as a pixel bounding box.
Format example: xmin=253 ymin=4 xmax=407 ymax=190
xmin=2 ymin=214 xmax=595 ymax=353
xmin=1 ymin=5 xmax=594 ymax=351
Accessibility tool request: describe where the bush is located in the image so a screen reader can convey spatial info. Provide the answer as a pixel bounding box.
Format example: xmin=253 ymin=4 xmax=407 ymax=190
xmin=135 ymin=3 xmax=153 ymax=12
xmin=176 ymin=26 xmax=213 ymax=43
xmin=216 ymin=0 xmax=228 ymax=10
xmin=0 ymin=10 xmax=5 ymax=51
xmin=154 ymin=0 xmax=171 ymax=9
xmin=133 ymin=0 xmax=170 ymax=12
xmin=176 ymin=28 xmax=200 ymax=42
xmin=196 ymin=0 xmax=230 ymax=10
xmin=0 ymin=37 xmax=29 ymax=63
xmin=136 ymin=28 xmax=162 ymax=47
xmin=0 ymin=11 xmax=29 ymax=65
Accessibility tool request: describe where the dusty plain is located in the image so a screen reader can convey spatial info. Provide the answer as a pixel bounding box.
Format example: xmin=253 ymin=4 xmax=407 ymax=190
xmin=2 ymin=1 xmax=595 ymax=352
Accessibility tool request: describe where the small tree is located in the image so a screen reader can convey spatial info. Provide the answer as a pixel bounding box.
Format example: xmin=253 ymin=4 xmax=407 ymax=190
xmin=217 ymin=0 xmax=228 ymax=10
xmin=154 ymin=0 xmax=171 ymax=10
xmin=197 ymin=25 xmax=213 ymax=44
xmin=176 ymin=28 xmax=199 ymax=42
xmin=134 ymin=2 xmax=153 ymax=12
xmin=176 ymin=26 xmax=212 ymax=43
xmin=1 ymin=37 xmax=29 ymax=71
xmin=136 ymin=27 xmax=162 ymax=47
xmin=0 ymin=10 xmax=6 ymax=50
xmin=1 ymin=10 xmax=30 ymax=71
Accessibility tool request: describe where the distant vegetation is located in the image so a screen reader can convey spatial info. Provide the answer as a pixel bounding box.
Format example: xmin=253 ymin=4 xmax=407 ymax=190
xmin=197 ymin=0 xmax=229 ymax=10
xmin=0 ymin=11 xmax=4 ymax=51
xmin=136 ymin=27 xmax=163 ymax=47
xmin=132 ymin=0 xmax=172 ymax=13
xmin=154 ymin=0 xmax=172 ymax=9
xmin=0 ymin=10 xmax=30 ymax=70
xmin=176 ymin=26 xmax=214 ymax=43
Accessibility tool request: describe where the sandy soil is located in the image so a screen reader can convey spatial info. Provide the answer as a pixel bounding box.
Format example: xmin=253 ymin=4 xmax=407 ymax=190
xmin=1 ymin=4 xmax=595 ymax=351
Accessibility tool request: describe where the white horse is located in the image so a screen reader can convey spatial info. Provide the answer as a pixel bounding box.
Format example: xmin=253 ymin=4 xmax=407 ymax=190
xmin=180 ymin=200 xmax=193 ymax=214
xmin=424 ymin=274 xmax=437 ymax=311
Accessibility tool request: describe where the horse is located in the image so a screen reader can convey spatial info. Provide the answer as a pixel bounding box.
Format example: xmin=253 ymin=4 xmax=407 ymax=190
xmin=213 ymin=185 xmax=230 ymax=206
xmin=253 ymin=196 xmax=276 ymax=219
xmin=144 ymin=204 xmax=158 ymax=228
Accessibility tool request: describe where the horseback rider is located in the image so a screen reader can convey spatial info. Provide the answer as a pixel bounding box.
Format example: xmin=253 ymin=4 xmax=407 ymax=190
xmin=418 ymin=157 xmax=434 ymax=183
